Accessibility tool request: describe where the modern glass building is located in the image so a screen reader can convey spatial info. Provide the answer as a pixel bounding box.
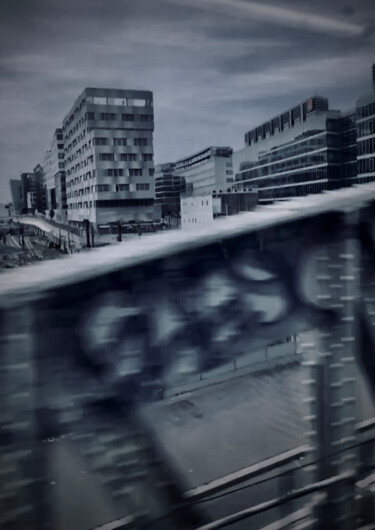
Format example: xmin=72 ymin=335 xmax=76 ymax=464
xmin=356 ymin=91 xmax=375 ymax=184
xmin=233 ymin=65 xmax=375 ymax=204
xmin=233 ymin=97 xmax=344 ymax=203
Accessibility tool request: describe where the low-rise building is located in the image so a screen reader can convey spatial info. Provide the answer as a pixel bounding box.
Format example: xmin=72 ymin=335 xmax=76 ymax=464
xmin=181 ymin=189 xmax=258 ymax=230
xmin=175 ymin=146 xmax=234 ymax=196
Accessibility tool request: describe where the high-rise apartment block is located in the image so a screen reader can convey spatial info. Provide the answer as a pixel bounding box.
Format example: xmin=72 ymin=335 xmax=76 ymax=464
xmin=43 ymin=128 xmax=67 ymax=222
xmin=62 ymin=88 xmax=159 ymax=228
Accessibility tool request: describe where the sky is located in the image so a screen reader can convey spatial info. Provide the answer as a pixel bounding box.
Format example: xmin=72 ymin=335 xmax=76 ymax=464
xmin=0 ymin=0 xmax=374 ymax=202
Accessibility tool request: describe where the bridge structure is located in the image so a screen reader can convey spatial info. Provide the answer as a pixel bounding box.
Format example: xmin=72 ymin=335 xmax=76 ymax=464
xmin=1 ymin=183 xmax=375 ymax=529
xmin=16 ymin=215 xmax=83 ymax=253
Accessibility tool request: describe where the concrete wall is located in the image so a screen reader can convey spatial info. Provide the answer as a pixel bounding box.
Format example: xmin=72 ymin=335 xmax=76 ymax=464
xmin=181 ymin=194 xmax=214 ymax=230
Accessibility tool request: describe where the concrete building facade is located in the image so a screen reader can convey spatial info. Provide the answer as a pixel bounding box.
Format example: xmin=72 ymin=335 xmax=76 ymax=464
xmin=174 ymin=146 xmax=234 ymax=197
xmin=173 ymin=146 xmax=234 ymax=228
xmin=62 ymin=87 xmax=160 ymax=228
xmin=181 ymin=190 xmax=258 ymax=230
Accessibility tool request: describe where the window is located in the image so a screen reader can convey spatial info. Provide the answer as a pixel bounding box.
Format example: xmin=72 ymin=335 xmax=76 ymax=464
xmin=99 ymin=153 xmax=115 ymax=161
xmin=85 ymin=112 xmax=95 ymax=120
xmin=142 ymin=154 xmax=153 ymax=161
xmin=122 ymin=114 xmax=135 ymax=121
xmin=134 ymin=138 xmax=148 ymax=147
xmin=129 ymin=168 xmax=143 ymax=176
xmin=96 ymin=184 xmax=110 ymax=192
xmin=140 ymin=115 xmax=152 ymax=122
xmin=113 ymin=138 xmax=127 ymax=146
xmin=93 ymin=96 xmax=107 ymax=105
xmin=120 ymin=153 xmax=137 ymax=162
xmin=100 ymin=113 xmax=116 ymax=120
xmin=128 ymin=99 xmax=146 ymax=107
xmin=109 ymin=98 xmax=127 ymax=106
xmin=149 ymin=168 xmax=155 ymax=176
xmin=94 ymin=138 xmax=108 ymax=146
xmin=116 ymin=184 xmax=130 ymax=191
xmin=106 ymin=169 xmax=123 ymax=176
xmin=136 ymin=183 xmax=150 ymax=191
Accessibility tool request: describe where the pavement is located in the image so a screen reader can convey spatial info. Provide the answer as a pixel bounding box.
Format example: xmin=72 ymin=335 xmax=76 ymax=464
xmin=44 ymin=358 xmax=375 ymax=530
xmin=142 ymin=361 xmax=375 ymax=490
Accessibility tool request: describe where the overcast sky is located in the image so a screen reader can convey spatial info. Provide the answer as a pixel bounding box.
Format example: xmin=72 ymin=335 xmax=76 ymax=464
xmin=1 ymin=0 xmax=374 ymax=202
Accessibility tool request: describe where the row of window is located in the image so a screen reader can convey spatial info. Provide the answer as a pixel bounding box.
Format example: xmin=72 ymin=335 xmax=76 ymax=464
xmin=357 ymin=101 xmax=375 ymax=119
xmin=259 ymin=182 xmax=328 ymax=200
xmin=85 ymin=96 xmax=151 ymax=107
xmin=98 ymin=148 xmax=150 ymax=161
xmin=357 ymin=118 xmax=375 ymax=138
xmin=258 ymin=135 xmax=338 ymax=166
xmin=85 ymin=112 xmax=153 ymax=123
xmin=358 ymin=156 xmax=375 ymax=174
xmin=93 ymin=137 xmax=152 ymax=150
xmin=65 ymin=130 xmax=89 ymax=154
xmin=66 ymin=171 xmax=96 ymax=187
xmin=357 ymin=137 xmax=375 ymax=156
xmin=67 ymin=183 xmax=150 ymax=197
xmin=240 ymin=168 xmax=328 ymax=188
xmin=67 ymin=167 xmax=155 ymax=184
xmin=69 ymin=198 xmax=153 ymax=209
xmin=239 ymin=153 xmax=331 ymax=181
xmin=104 ymin=168 xmax=153 ymax=177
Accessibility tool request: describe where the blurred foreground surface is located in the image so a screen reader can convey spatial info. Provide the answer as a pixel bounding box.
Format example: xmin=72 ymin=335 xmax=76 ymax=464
xmin=1 ymin=185 xmax=375 ymax=529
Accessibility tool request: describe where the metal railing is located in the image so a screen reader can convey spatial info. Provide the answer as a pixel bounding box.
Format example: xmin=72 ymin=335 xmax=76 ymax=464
xmin=1 ymin=183 xmax=375 ymax=529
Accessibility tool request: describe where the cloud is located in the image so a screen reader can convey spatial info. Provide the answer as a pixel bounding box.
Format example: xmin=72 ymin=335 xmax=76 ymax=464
xmin=0 ymin=0 xmax=373 ymax=201
xmin=165 ymin=0 xmax=365 ymax=37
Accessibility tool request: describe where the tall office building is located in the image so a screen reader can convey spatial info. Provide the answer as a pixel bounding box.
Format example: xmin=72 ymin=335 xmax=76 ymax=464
xmin=233 ymin=65 xmax=375 ymax=203
xmin=356 ymin=77 xmax=375 ymax=184
xmin=233 ymin=96 xmax=344 ymax=203
xmin=20 ymin=168 xmax=46 ymax=213
xmin=154 ymin=163 xmax=186 ymax=219
xmin=43 ymin=129 xmax=67 ymax=221
xmin=62 ymin=87 xmax=159 ymax=228
xmin=10 ymin=179 xmax=24 ymax=214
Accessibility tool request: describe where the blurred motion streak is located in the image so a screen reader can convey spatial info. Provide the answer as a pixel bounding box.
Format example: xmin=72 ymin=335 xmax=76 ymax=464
xmin=1 ymin=183 xmax=375 ymax=529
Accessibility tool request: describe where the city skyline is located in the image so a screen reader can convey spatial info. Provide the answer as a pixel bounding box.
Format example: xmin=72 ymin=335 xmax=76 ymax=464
xmin=1 ymin=0 xmax=374 ymax=202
